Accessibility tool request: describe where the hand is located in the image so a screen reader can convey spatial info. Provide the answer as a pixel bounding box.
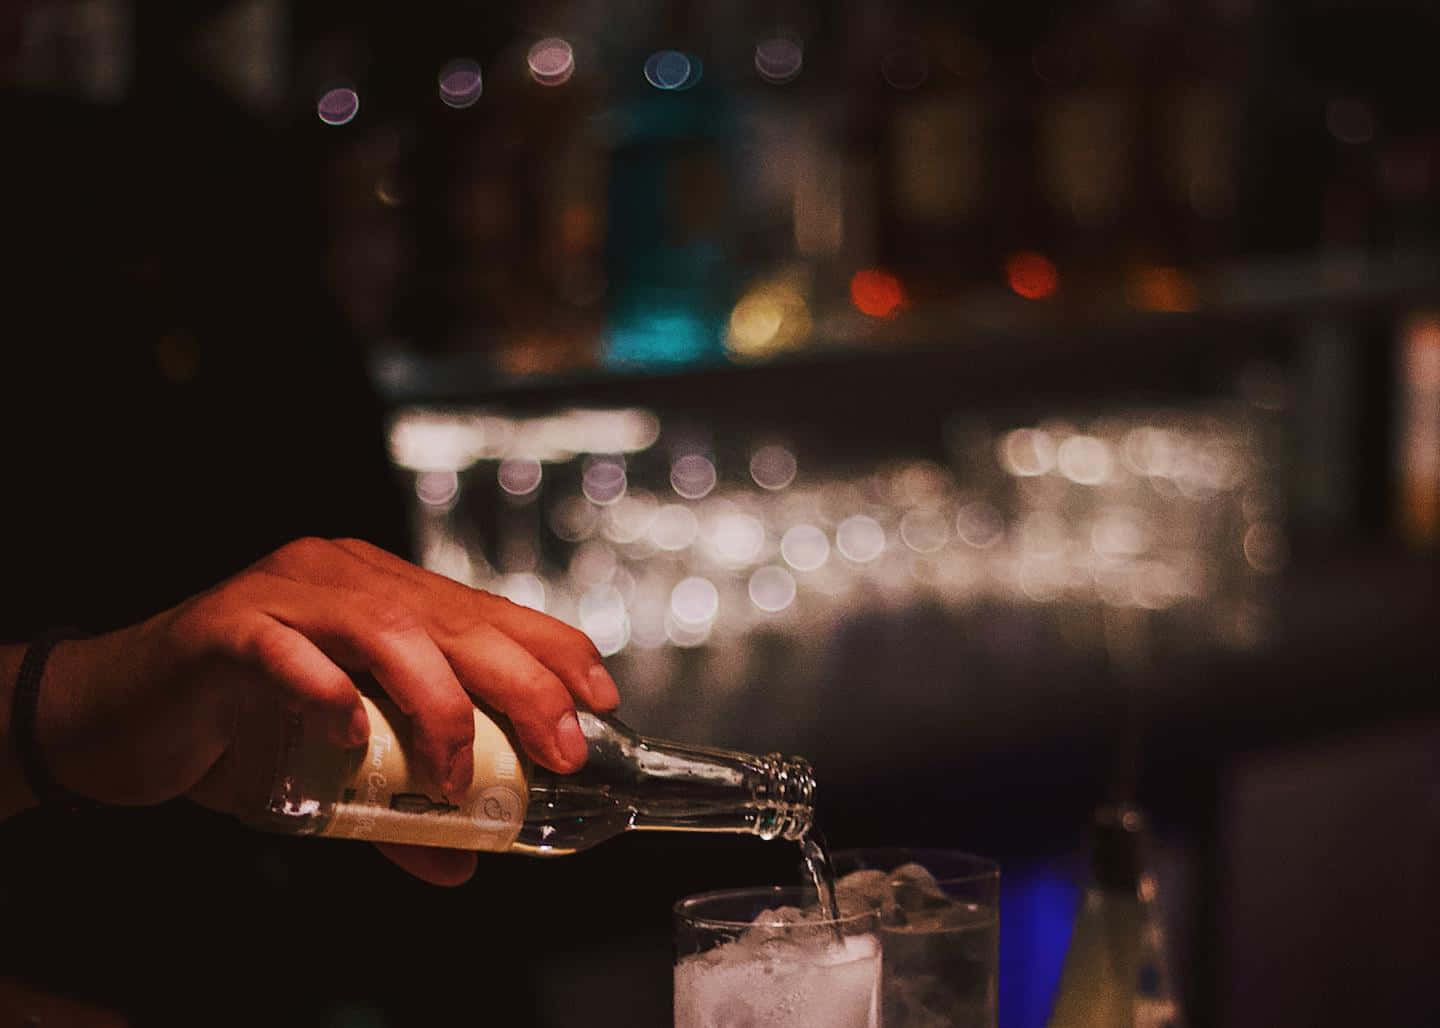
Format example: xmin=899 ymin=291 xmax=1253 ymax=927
xmin=33 ymin=537 xmax=621 ymax=885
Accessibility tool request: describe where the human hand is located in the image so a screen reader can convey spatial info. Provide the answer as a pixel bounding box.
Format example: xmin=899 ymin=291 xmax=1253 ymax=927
xmin=31 ymin=537 xmax=620 ymax=885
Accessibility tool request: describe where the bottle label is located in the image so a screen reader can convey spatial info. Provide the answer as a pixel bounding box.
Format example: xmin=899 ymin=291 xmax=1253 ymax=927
xmin=322 ymin=696 xmax=529 ymax=852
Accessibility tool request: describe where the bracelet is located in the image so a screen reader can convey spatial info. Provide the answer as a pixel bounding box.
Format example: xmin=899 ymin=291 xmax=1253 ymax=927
xmin=11 ymin=627 xmax=94 ymax=809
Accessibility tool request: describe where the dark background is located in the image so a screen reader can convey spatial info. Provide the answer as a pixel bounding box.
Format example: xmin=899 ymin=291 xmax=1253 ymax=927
xmin=1 ymin=2 xmax=1437 ymax=1026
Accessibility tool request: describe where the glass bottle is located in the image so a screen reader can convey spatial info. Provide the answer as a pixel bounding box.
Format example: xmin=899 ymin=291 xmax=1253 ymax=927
xmin=241 ymin=695 xmax=815 ymax=856
xmin=1046 ymin=804 xmax=1184 ymax=1028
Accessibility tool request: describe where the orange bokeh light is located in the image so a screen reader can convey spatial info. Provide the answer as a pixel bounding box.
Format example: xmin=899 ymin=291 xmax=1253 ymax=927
xmin=850 ymin=268 xmax=906 ymax=318
xmin=1005 ymin=252 xmax=1059 ymax=300
xmin=1127 ymin=265 xmax=1197 ymax=312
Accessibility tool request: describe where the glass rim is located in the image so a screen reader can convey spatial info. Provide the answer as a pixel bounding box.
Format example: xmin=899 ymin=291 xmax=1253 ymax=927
xmin=830 ymin=847 xmax=1001 ymax=885
xmin=673 ymin=884 xmax=878 ymax=931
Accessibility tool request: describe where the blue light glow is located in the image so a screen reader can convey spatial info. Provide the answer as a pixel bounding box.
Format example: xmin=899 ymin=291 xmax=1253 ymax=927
xmin=605 ymin=312 xmax=718 ymax=367
xmin=644 ymin=50 xmax=702 ymax=91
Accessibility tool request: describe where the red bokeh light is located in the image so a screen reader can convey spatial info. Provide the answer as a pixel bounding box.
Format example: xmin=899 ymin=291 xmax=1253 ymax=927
xmin=850 ymin=269 xmax=906 ymax=318
xmin=1005 ymin=252 xmax=1059 ymax=300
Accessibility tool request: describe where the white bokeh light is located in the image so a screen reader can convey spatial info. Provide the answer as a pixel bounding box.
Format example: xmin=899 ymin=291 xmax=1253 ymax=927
xmin=581 ymin=457 xmax=627 ymax=506
xmin=899 ymin=508 xmax=950 ymax=553
xmin=415 ymin=470 xmax=459 ymax=508
xmin=602 ymin=491 xmax=658 ymax=545
xmin=670 ymin=576 xmax=719 ymax=627
xmin=999 ymin=428 xmax=1057 ymax=477
xmin=748 ymin=566 xmax=797 ymax=613
xmin=578 ymin=584 xmax=629 ymax=656
xmin=836 ymin=515 xmax=886 ymax=563
xmin=497 ymin=457 xmax=543 ymax=497
xmin=496 ymin=572 xmax=546 ymax=612
xmin=1057 ymin=435 xmax=1114 ymax=485
xmin=780 ymin=523 xmax=830 ymax=571
xmin=670 ymin=454 xmax=717 ymax=500
xmin=1091 ymin=510 xmax=1147 ymax=557
xmin=749 ymin=445 xmax=798 ymax=491
xmin=650 ymin=503 xmax=699 ymax=551
xmin=705 ymin=510 xmax=766 ymax=566
xmin=567 ymin=541 xmax=617 ymax=587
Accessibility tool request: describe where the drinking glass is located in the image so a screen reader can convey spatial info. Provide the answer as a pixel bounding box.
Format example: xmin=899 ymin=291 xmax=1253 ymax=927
xmin=831 ymin=848 xmax=1001 ymax=1028
xmin=673 ymin=885 xmax=882 ymax=1028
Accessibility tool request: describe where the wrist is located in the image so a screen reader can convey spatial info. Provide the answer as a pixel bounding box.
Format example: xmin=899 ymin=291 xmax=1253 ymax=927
xmin=8 ymin=629 xmax=100 ymax=815
xmin=0 ymin=643 xmax=37 ymax=819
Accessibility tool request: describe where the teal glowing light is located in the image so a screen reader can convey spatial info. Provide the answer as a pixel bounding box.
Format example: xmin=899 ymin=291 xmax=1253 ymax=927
xmin=605 ymin=311 xmax=718 ymax=368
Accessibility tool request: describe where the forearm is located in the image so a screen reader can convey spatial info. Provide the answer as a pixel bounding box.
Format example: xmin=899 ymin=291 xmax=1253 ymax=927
xmin=0 ymin=642 xmax=39 ymax=821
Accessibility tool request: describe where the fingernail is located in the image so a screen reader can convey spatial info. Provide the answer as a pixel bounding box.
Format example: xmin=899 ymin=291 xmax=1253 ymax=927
xmin=587 ymin=665 xmax=621 ymax=710
xmin=347 ymin=706 xmax=370 ymax=748
xmin=556 ymin=711 xmax=588 ymax=768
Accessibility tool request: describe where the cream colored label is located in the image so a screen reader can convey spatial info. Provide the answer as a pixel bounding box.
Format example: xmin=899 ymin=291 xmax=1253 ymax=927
xmin=323 ymin=696 xmax=529 ymax=851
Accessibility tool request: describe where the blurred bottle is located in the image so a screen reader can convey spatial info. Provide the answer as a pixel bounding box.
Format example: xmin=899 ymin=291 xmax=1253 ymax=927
xmin=1046 ymin=805 xmax=1184 ymax=1028
xmin=233 ymin=693 xmax=815 ymax=856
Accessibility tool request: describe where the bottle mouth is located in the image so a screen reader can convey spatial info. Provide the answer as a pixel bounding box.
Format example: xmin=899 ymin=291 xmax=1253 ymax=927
xmin=753 ymin=754 xmax=815 ymax=841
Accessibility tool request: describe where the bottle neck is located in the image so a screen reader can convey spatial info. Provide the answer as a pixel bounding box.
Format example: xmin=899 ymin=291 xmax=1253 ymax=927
xmin=534 ymin=712 xmax=815 ymax=842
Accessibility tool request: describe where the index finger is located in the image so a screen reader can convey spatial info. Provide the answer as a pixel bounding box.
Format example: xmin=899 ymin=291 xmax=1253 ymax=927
xmin=331 ymin=538 xmax=621 ymax=711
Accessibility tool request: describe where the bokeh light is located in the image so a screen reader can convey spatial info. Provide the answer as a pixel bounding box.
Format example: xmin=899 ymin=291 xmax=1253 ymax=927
xmin=578 ymin=584 xmax=629 ymax=656
xmin=899 ymin=508 xmax=950 ymax=553
xmin=568 ymin=541 xmax=618 ymax=587
xmin=780 ymin=523 xmax=830 ymax=571
xmin=880 ymin=41 xmax=929 ymax=90
xmin=550 ymin=495 xmax=600 ymax=542
xmin=581 ymin=457 xmax=627 ymax=506
xmin=836 ymin=514 xmax=886 ymax=563
xmin=438 ymin=59 xmax=483 ymax=109
xmin=1005 ymin=252 xmax=1059 ymax=300
xmin=644 ymin=50 xmax=701 ymax=90
xmin=705 ymin=509 xmax=766 ymax=567
xmin=956 ymin=501 xmax=1005 ymax=549
xmin=650 ymin=504 xmax=699 ymax=551
xmin=497 ymin=457 xmax=543 ymax=497
xmin=999 ymin=428 xmax=1057 ymax=477
xmin=415 ymin=470 xmax=459 ymax=508
xmin=1243 ymin=522 xmax=1287 ymax=573
xmin=602 ymin=491 xmax=658 ymax=545
xmin=1091 ymin=510 xmax=1147 ymax=557
xmin=754 ymin=38 xmax=803 ymax=84
xmin=497 ymin=572 xmax=546 ymax=612
xmin=748 ymin=566 xmax=797 ymax=613
xmin=850 ymin=269 xmax=906 ymax=318
xmin=670 ymin=576 xmax=719 ymax=627
xmin=316 ymin=87 xmax=359 ymax=126
xmin=670 ymin=454 xmax=717 ymax=500
xmin=727 ymin=282 xmax=812 ymax=359
xmin=1057 ymin=435 xmax=1114 ymax=485
xmin=527 ymin=38 xmax=575 ymax=86
xmin=750 ymin=445 xmax=798 ymax=491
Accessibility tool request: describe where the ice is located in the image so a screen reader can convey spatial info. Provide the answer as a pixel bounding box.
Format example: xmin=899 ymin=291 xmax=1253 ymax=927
xmin=674 ymin=932 xmax=881 ymax=1028
xmin=837 ymin=863 xmax=955 ymax=925
xmin=835 ymin=869 xmax=893 ymax=917
xmin=888 ymin=862 xmax=952 ymax=919
xmin=744 ymin=905 xmax=831 ymax=948
xmin=833 ymin=864 xmax=999 ymax=1027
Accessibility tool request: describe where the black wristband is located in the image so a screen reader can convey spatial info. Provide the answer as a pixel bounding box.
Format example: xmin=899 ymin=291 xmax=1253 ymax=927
xmin=11 ymin=627 xmax=93 ymax=809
